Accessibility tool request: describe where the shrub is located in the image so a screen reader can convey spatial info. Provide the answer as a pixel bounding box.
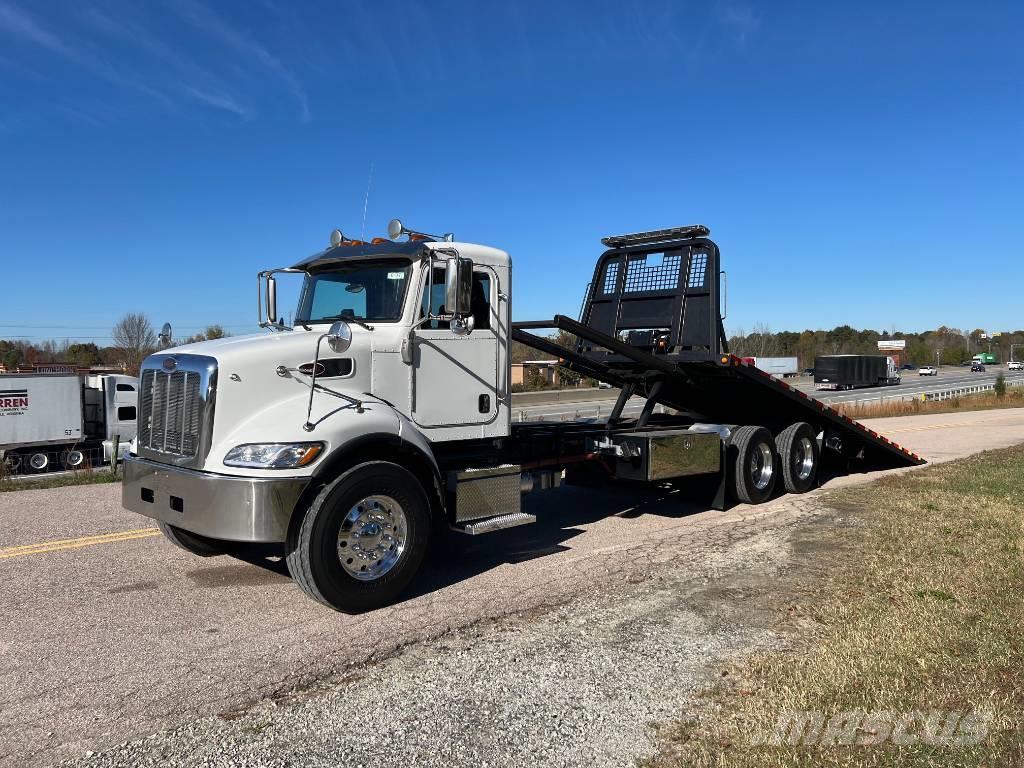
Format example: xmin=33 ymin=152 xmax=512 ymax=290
xmin=995 ymin=372 xmax=1007 ymax=399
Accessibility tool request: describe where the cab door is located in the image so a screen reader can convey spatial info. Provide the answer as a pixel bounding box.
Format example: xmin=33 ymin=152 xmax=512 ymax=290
xmin=411 ymin=266 xmax=501 ymax=431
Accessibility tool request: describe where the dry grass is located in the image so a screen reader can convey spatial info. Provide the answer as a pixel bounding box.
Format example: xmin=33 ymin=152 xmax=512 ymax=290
xmin=837 ymin=388 xmax=1024 ymax=420
xmin=0 ymin=466 xmax=119 ymax=492
xmin=648 ymin=445 xmax=1024 ymax=767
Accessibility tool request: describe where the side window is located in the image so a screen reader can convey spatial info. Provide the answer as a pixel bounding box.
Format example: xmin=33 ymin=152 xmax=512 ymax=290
xmin=471 ymin=272 xmax=491 ymax=330
xmin=420 ymin=267 xmax=449 ymax=329
xmin=116 ymin=383 xmax=135 ymax=392
xmin=419 ymin=269 xmax=492 ymax=330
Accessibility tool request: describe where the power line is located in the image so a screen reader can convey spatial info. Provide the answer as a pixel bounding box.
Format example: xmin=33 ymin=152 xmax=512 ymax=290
xmin=0 ymin=323 xmax=255 ymax=329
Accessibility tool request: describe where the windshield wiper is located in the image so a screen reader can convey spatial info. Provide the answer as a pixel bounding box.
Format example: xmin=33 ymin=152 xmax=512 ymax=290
xmin=319 ymin=315 xmax=375 ymax=331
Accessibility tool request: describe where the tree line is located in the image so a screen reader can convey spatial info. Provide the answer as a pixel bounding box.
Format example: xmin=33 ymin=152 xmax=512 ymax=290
xmin=509 ymin=324 xmax=1023 ymax=389
xmin=727 ymin=324 xmax=1024 ymax=367
xmin=0 ymin=314 xmax=230 ymax=375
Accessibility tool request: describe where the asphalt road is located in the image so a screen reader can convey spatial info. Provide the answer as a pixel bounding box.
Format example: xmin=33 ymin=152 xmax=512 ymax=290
xmin=2 ymin=408 xmax=1024 ymax=765
xmin=800 ymin=365 xmax=1024 ymax=405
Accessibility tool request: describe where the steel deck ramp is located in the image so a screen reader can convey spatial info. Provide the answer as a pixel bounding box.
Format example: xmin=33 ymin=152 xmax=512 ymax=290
xmin=513 ymin=316 xmax=923 ymax=470
xmin=512 ymin=222 xmax=923 ymax=472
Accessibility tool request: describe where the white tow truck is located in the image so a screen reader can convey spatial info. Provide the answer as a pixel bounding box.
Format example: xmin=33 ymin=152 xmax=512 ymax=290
xmin=122 ymin=221 xmax=921 ymax=612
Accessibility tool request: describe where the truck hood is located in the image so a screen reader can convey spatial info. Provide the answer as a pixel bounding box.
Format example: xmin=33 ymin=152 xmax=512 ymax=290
xmin=169 ymin=329 xmax=320 ymax=360
xmin=147 ymin=327 xmax=377 ymax=471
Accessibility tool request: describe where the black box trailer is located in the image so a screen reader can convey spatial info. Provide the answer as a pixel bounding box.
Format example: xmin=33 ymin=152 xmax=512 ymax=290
xmin=813 ymin=355 xmax=897 ymax=390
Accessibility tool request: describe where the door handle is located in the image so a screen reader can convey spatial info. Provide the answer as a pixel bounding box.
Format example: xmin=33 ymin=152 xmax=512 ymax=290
xmin=401 ymin=331 xmax=415 ymax=364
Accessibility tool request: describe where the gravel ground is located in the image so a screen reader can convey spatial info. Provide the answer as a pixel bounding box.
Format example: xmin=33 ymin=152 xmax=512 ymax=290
xmin=66 ymin=525 xmax=804 ymax=768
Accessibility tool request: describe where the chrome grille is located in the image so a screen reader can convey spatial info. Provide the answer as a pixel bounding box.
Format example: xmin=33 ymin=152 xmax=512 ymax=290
xmin=137 ymin=355 xmax=217 ymax=465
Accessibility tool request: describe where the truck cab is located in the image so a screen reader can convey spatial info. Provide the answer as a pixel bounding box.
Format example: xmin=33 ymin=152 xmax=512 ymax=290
xmin=124 ymin=224 xmax=515 ymax=610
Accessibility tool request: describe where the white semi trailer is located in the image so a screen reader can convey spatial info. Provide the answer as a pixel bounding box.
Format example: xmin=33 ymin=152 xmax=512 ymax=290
xmin=122 ymin=222 xmax=921 ymax=613
xmin=1 ymin=373 xmax=138 ymax=473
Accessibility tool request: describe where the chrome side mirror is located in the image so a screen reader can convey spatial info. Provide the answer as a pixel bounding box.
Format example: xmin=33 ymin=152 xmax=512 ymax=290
xmin=266 ymin=275 xmax=278 ymax=325
xmin=451 ymin=315 xmax=475 ymax=337
xmin=445 ymin=256 xmax=474 ymax=317
xmin=327 ymin=321 xmax=352 ymax=353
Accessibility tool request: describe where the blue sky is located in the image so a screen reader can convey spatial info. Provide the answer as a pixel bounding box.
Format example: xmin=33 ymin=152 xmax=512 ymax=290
xmin=1 ymin=0 xmax=1021 ymax=345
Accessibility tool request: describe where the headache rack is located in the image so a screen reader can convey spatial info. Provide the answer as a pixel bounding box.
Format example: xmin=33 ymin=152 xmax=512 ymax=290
xmin=512 ymin=226 xmax=923 ymax=473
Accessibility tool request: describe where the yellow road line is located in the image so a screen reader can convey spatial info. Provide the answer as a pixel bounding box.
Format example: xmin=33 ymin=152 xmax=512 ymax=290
xmin=885 ymin=418 xmax=1019 ymax=434
xmin=0 ymin=528 xmax=160 ymax=560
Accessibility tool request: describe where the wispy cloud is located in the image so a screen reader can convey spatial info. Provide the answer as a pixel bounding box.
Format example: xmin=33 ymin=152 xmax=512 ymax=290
xmin=169 ymin=0 xmax=310 ymax=121
xmin=0 ymin=0 xmax=302 ymax=123
xmin=82 ymin=5 xmax=254 ymax=119
xmin=0 ymin=0 xmax=70 ymax=55
xmin=717 ymin=1 xmax=760 ymax=45
xmin=0 ymin=0 xmax=172 ymax=111
xmin=183 ymin=85 xmax=252 ymax=119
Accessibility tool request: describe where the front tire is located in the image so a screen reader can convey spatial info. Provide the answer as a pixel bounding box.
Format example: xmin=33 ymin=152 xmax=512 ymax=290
xmin=3 ymin=452 xmax=22 ymax=474
xmin=157 ymin=521 xmax=225 ymax=557
xmin=728 ymin=426 xmax=778 ymax=504
xmin=286 ymin=461 xmax=431 ymax=613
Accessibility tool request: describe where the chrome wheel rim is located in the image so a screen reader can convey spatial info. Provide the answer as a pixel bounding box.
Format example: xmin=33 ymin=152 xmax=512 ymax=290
xmin=29 ymin=453 xmax=48 ymax=470
xmin=750 ymin=443 xmax=774 ymax=491
xmin=64 ymin=450 xmax=84 ymax=468
xmin=3 ymin=454 xmax=20 ymax=471
xmin=793 ymin=437 xmax=815 ymax=481
xmin=337 ymin=495 xmax=407 ymax=581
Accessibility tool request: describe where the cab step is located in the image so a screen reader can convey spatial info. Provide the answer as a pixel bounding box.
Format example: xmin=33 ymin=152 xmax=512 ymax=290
xmin=454 ymin=512 xmax=536 ymax=535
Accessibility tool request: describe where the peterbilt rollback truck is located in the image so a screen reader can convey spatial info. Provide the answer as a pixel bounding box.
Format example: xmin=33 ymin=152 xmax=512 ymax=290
xmin=122 ymin=222 xmax=921 ymax=612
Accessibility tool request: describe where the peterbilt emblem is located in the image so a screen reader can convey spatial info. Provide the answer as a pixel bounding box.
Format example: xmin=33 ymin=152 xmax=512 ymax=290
xmin=162 ymin=357 xmax=177 ymax=372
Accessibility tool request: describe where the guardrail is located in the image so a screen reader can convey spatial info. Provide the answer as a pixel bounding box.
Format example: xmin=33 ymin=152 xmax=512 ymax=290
xmin=922 ymin=378 xmax=1024 ymax=402
xmin=833 ymin=378 xmax=1024 ymax=407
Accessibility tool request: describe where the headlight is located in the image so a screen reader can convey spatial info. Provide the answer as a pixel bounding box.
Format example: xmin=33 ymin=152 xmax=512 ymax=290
xmin=223 ymin=442 xmax=324 ymax=469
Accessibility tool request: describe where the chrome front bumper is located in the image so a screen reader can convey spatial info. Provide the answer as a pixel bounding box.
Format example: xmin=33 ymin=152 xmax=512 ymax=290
xmin=121 ymin=455 xmax=309 ymax=543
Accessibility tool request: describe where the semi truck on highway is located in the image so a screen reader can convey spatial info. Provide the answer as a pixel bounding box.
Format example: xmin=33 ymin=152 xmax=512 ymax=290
xmin=121 ymin=222 xmax=921 ymax=612
xmin=813 ymin=355 xmax=901 ymax=390
xmin=1 ymin=373 xmax=138 ymax=474
xmin=972 ymin=353 xmax=997 ymax=365
xmin=738 ymin=357 xmax=799 ymax=377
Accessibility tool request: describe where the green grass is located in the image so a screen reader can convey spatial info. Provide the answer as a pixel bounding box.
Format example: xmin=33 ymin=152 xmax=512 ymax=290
xmin=648 ymin=445 xmax=1024 ymax=767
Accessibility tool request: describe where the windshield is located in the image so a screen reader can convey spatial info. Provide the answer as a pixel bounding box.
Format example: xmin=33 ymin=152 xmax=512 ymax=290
xmin=295 ymin=260 xmax=412 ymax=324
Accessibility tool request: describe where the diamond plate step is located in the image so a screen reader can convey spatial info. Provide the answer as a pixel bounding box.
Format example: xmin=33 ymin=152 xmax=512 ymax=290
xmin=453 ymin=512 xmax=536 ymax=535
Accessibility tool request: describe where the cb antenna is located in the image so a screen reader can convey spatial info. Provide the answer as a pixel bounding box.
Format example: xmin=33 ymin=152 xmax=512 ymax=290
xmin=360 ymin=160 xmax=374 ymax=240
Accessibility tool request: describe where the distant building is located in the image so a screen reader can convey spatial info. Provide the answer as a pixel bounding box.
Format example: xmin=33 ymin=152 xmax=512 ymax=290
xmin=511 ymin=360 xmax=561 ymax=387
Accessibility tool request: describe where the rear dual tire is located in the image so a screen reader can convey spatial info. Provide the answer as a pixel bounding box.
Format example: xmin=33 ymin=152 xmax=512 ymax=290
xmin=728 ymin=422 xmax=820 ymax=504
xmin=728 ymin=426 xmax=777 ymax=504
xmin=775 ymin=422 xmax=820 ymax=494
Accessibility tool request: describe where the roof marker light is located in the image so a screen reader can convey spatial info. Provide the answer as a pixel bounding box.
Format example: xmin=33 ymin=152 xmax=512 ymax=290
xmin=601 ymin=225 xmax=710 ymax=248
xmin=330 ymin=229 xmax=345 ymax=247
